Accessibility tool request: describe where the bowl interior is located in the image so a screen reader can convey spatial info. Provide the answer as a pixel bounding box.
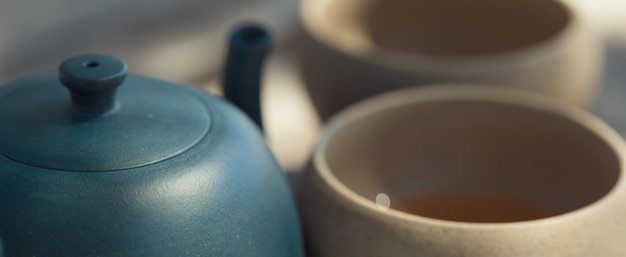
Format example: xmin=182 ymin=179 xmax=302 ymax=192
xmin=323 ymin=96 xmax=620 ymax=222
xmin=326 ymin=0 xmax=570 ymax=56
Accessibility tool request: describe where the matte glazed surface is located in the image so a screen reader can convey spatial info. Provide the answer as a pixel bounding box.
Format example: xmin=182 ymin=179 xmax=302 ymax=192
xmin=0 ymin=78 xmax=304 ymax=257
xmin=296 ymin=0 xmax=602 ymax=120
xmin=0 ymin=74 xmax=211 ymax=171
xmin=297 ymin=85 xmax=626 ymax=256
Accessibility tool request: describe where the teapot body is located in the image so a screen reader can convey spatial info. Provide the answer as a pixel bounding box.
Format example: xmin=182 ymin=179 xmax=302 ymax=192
xmin=0 ymin=75 xmax=304 ymax=256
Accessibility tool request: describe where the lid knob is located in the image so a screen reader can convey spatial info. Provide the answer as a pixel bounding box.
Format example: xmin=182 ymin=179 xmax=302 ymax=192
xmin=59 ymin=54 xmax=127 ymax=115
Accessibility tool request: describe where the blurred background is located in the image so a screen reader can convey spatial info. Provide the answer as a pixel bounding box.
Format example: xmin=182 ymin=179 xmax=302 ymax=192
xmin=0 ymin=0 xmax=625 ymax=172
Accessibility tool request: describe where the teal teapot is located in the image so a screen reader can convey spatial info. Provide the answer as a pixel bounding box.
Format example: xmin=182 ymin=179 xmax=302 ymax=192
xmin=0 ymin=25 xmax=304 ymax=256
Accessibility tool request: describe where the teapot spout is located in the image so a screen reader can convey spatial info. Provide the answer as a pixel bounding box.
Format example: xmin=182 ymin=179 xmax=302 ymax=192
xmin=222 ymin=24 xmax=273 ymax=131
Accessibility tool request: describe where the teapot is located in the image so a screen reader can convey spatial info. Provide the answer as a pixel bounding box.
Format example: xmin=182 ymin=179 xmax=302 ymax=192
xmin=0 ymin=25 xmax=304 ymax=256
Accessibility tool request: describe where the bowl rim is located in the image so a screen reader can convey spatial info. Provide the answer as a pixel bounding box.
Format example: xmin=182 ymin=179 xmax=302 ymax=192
xmin=299 ymin=0 xmax=590 ymax=75
xmin=311 ymin=84 xmax=626 ymax=229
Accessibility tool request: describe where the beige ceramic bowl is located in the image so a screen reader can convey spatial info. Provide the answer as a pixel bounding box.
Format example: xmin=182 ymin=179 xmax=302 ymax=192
xmin=297 ymin=85 xmax=626 ymax=256
xmin=296 ymin=0 xmax=603 ymax=120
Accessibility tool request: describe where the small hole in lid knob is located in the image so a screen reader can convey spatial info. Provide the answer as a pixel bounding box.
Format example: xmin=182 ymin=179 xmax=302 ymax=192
xmin=84 ymin=61 xmax=100 ymax=68
xmin=60 ymin=54 xmax=127 ymax=116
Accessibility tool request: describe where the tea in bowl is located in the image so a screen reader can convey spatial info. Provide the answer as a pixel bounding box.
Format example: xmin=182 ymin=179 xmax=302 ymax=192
xmin=296 ymin=85 xmax=626 ymax=256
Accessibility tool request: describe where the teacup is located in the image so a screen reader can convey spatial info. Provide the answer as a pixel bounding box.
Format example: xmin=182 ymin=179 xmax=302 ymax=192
xmin=296 ymin=85 xmax=626 ymax=256
xmin=296 ymin=0 xmax=603 ymax=120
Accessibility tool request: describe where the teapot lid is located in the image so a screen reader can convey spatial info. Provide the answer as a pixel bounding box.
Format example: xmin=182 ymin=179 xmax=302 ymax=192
xmin=0 ymin=54 xmax=211 ymax=172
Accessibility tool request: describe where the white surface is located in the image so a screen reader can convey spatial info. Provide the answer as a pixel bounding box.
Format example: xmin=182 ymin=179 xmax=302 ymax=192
xmin=569 ymin=0 xmax=626 ymax=43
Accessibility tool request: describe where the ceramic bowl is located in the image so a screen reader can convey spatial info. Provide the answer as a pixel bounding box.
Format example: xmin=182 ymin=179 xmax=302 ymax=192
xmin=296 ymin=0 xmax=603 ymax=120
xmin=297 ymin=84 xmax=626 ymax=256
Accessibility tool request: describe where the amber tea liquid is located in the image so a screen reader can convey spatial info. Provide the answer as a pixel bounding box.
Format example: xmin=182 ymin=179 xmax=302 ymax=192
xmin=392 ymin=193 xmax=558 ymax=222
